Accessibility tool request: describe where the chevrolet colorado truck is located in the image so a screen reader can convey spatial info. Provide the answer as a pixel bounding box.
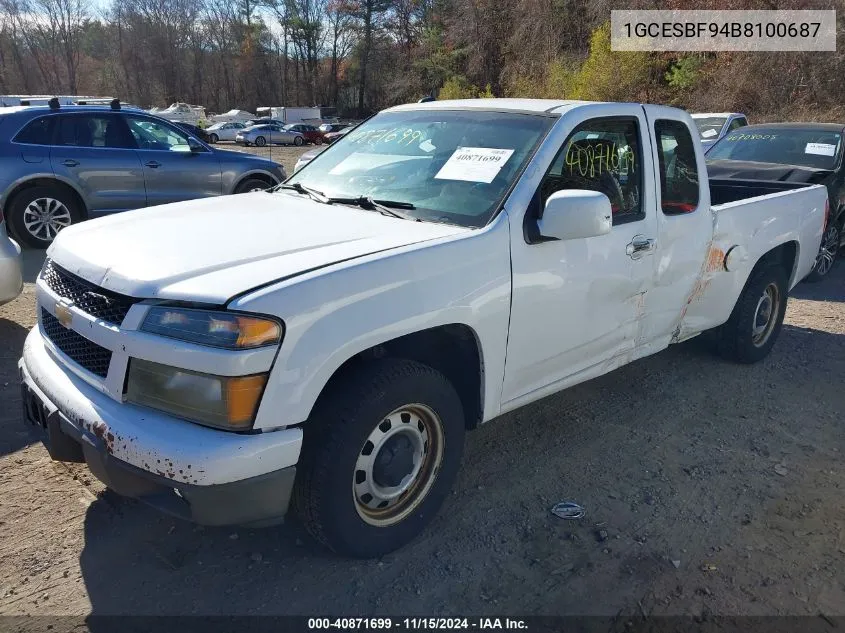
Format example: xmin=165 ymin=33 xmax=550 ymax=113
xmin=20 ymin=99 xmax=827 ymax=557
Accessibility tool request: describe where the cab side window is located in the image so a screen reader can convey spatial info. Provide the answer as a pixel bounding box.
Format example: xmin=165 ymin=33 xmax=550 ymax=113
xmin=539 ymin=117 xmax=643 ymax=224
xmin=655 ymin=119 xmax=699 ymax=215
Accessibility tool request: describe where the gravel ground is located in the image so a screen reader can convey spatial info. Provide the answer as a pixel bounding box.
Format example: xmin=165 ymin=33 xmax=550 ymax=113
xmin=0 ymin=190 xmax=843 ymax=619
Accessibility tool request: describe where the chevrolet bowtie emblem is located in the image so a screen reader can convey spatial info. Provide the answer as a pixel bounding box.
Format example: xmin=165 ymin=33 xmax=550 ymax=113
xmin=54 ymin=302 xmax=73 ymax=328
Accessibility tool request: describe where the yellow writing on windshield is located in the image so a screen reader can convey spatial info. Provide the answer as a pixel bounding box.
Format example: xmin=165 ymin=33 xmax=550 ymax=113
xmin=349 ymin=127 xmax=428 ymax=146
xmin=725 ymin=134 xmax=779 ymax=141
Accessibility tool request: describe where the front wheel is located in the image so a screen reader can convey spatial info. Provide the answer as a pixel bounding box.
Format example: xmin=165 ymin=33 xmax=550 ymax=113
xmin=234 ymin=178 xmax=271 ymax=194
xmin=805 ymin=222 xmax=840 ymax=282
xmin=294 ymin=135 xmax=304 ymax=146
xmin=714 ymin=264 xmax=788 ymax=364
xmin=255 ymin=136 xmax=267 ymax=147
xmin=294 ymin=359 xmax=465 ymax=558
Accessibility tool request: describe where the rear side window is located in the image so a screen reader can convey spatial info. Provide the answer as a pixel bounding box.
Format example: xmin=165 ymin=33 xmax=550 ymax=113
xmin=14 ymin=116 xmax=55 ymax=145
xmin=729 ymin=117 xmax=747 ymax=131
xmin=655 ymin=119 xmax=700 ymax=215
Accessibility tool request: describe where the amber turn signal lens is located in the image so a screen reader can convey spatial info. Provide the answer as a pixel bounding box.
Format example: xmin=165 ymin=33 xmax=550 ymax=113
xmin=226 ymin=374 xmax=268 ymax=427
xmin=235 ymin=317 xmax=282 ymax=349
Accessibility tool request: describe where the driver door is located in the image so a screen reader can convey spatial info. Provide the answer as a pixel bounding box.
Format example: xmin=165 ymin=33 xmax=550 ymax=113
xmin=501 ymin=107 xmax=658 ymax=407
xmin=123 ymin=113 xmax=222 ymax=206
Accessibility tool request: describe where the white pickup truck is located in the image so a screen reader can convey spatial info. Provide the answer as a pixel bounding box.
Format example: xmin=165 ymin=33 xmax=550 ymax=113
xmin=20 ymin=99 xmax=826 ymax=557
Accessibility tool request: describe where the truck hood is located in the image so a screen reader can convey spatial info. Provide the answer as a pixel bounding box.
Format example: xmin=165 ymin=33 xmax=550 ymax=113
xmin=706 ymin=159 xmax=834 ymax=184
xmin=47 ymin=193 xmax=469 ymax=304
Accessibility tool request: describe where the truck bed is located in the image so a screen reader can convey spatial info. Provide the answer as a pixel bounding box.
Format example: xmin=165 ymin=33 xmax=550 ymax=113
xmin=709 ymin=177 xmax=813 ymax=206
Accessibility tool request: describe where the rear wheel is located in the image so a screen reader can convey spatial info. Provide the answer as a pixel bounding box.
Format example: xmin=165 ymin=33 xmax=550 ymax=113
xmin=315 ymin=137 xmax=323 ymax=145
xmin=715 ymin=263 xmax=788 ymax=364
xmin=7 ymin=185 xmax=82 ymax=249
xmin=208 ymin=133 xmax=219 ymax=144
xmin=805 ymin=221 xmax=840 ymax=282
xmin=255 ymin=136 xmax=267 ymax=147
xmin=294 ymin=359 xmax=465 ymax=558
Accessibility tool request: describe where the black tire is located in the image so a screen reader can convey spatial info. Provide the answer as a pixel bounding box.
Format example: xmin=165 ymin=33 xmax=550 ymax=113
xmin=255 ymin=136 xmax=267 ymax=147
xmin=315 ymin=136 xmax=323 ymax=145
xmin=804 ymin=217 xmax=841 ymax=282
xmin=234 ymin=178 xmax=271 ymax=194
xmin=293 ymin=358 xmax=466 ymax=558
xmin=7 ymin=185 xmax=82 ymax=249
xmin=294 ymin=135 xmax=304 ymax=146
xmin=715 ymin=263 xmax=788 ymax=364
xmin=208 ymin=133 xmax=219 ymax=144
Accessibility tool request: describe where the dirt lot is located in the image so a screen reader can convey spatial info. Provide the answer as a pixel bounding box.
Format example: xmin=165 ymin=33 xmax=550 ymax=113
xmin=224 ymin=142 xmax=319 ymax=175
xmin=0 ymin=193 xmax=844 ymax=619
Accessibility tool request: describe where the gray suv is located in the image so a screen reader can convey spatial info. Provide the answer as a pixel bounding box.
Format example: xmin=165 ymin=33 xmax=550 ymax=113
xmin=0 ymin=104 xmax=287 ymax=248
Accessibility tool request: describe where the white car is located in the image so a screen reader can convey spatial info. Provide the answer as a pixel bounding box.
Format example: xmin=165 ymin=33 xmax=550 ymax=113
xmin=691 ymin=112 xmax=748 ymax=152
xmin=20 ymin=99 xmax=826 ymax=558
xmin=205 ymin=121 xmax=247 ymax=144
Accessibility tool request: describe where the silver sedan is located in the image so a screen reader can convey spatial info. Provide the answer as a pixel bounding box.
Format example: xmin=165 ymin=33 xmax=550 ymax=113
xmin=235 ymin=124 xmax=305 ymax=147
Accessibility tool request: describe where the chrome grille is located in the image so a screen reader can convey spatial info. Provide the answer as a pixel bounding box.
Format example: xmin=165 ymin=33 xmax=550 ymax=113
xmin=41 ymin=259 xmax=136 ymax=325
xmin=41 ymin=309 xmax=112 ymax=378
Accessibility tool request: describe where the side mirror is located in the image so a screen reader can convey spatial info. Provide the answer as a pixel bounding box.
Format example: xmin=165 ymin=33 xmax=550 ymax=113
xmin=537 ymin=190 xmax=612 ymax=241
xmin=188 ymin=137 xmax=204 ymax=153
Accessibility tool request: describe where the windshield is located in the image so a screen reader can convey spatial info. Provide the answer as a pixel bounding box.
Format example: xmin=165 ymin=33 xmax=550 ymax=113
xmin=693 ymin=117 xmax=727 ymax=140
xmin=707 ymin=128 xmax=843 ymax=170
xmin=286 ymin=109 xmax=553 ymax=227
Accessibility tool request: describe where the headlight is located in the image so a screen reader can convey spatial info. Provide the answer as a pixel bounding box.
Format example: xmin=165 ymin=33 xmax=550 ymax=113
xmin=141 ymin=307 xmax=282 ymax=349
xmin=126 ymin=359 xmax=266 ymax=430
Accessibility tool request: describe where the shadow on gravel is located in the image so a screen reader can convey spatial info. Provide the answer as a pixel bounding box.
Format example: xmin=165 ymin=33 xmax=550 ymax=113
xmin=0 ymin=317 xmax=35 ymax=456
xmin=790 ymin=262 xmax=845 ymax=303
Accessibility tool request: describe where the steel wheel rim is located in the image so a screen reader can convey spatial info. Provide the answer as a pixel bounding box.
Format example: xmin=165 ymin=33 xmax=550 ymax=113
xmin=23 ymin=197 xmax=71 ymax=242
xmin=752 ymin=282 xmax=780 ymax=347
xmin=814 ymin=225 xmax=839 ymax=276
xmin=353 ymin=403 xmax=445 ymax=527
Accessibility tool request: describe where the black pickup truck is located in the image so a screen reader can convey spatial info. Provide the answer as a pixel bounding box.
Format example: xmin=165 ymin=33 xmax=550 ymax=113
xmin=707 ymin=122 xmax=845 ymax=281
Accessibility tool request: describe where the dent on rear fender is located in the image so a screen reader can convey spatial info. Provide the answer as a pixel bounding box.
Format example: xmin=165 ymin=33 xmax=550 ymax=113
xmin=671 ymin=214 xmax=733 ymax=343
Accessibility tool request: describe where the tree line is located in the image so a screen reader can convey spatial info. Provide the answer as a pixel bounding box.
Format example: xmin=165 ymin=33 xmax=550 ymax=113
xmin=0 ymin=0 xmax=843 ymax=121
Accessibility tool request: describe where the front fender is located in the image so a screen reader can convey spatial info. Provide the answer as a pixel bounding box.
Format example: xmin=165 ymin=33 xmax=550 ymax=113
xmin=231 ymin=216 xmax=513 ymax=430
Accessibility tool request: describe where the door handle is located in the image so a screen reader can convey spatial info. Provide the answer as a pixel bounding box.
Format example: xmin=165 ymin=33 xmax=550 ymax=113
xmin=62 ymin=159 xmax=79 ymax=167
xmin=145 ymin=161 xmax=161 ymax=168
xmin=626 ymin=235 xmax=656 ymax=260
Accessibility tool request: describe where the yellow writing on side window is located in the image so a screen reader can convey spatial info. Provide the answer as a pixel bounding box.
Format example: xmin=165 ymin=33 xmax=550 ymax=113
xmin=565 ymin=142 xmax=635 ymax=178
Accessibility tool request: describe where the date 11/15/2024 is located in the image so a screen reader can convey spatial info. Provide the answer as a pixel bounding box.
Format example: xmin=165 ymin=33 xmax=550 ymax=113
xmin=307 ymin=618 xmax=528 ymax=630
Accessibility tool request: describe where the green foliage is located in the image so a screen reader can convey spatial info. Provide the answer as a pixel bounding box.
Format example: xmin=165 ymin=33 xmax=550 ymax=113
xmin=665 ymin=56 xmax=702 ymax=91
xmin=570 ymin=23 xmax=659 ymax=101
xmin=438 ymin=76 xmax=492 ymax=100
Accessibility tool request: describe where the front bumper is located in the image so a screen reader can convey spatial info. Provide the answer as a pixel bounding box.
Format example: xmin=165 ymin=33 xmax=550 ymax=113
xmin=20 ymin=329 xmax=302 ymax=526
xmin=0 ymin=228 xmax=23 ymax=306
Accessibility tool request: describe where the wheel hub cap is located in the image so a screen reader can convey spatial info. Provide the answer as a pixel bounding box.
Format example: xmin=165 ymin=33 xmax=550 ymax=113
xmin=23 ymin=198 xmax=72 ymax=241
xmin=752 ymin=283 xmax=780 ymax=347
xmin=353 ymin=404 xmax=445 ymax=527
xmin=373 ymin=434 xmax=416 ymax=488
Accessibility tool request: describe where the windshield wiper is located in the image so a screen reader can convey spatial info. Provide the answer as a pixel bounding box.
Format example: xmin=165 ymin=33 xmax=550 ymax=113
xmin=327 ymin=196 xmax=419 ymax=220
xmin=274 ymin=182 xmax=329 ymax=203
